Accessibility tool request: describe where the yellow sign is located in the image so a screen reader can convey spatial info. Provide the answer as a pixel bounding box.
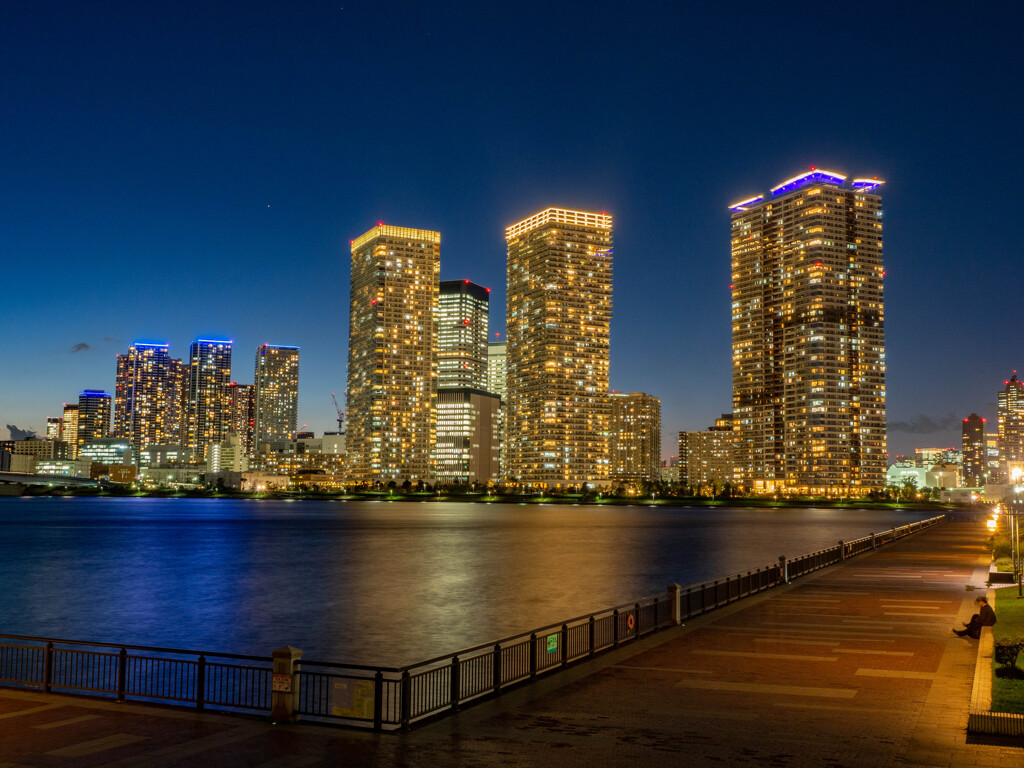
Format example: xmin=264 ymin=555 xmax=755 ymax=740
xmin=331 ymin=679 xmax=375 ymax=719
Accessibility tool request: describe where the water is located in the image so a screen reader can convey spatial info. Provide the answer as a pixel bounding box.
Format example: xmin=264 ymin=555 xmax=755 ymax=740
xmin=0 ymin=497 xmax=929 ymax=666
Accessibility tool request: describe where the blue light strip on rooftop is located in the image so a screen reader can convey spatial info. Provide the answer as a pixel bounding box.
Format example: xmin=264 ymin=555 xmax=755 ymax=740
xmin=133 ymin=340 xmax=170 ymax=348
xmin=79 ymin=390 xmax=110 ymax=397
xmin=852 ymin=178 xmax=885 ymax=192
xmin=194 ymin=338 xmax=233 ymax=344
xmin=770 ymin=169 xmax=847 ymax=197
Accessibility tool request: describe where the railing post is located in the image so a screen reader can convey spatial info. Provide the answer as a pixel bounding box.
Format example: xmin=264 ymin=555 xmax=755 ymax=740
xmin=195 ymin=654 xmax=206 ymax=710
xmin=116 ymin=648 xmax=127 ymax=702
xmin=561 ymin=624 xmax=569 ymax=668
xmin=588 ymin=616 xmax=596 ymax=657
xmin=270 ymin=645 xmax=302 ymax=724
xmin=839 ymin=540 xmax=845 ymax=561
xmin=668 ymin=584 xmax=682 ymax=625
xmin=450 ymin=655 xmax=460 ymax=712
xmin=634 ymin=602 xmax=641 ymax=635
xmin=612 ymin=609 xmax=620 ymax=648
xmin=492 ymin=642 xmax=502 ymax=693
xmin=529 ymin=633 xmax=538 ymax=678
xmin=779 ymin=555 xmax=788 ymax=584
xmin=400 ymin=670 xmax=411 ymax=729
xmin=372 ymin=671 xmax=383 ymax=730
xmin=43 ymin=641 xmax=53 ymax=693
xmin=871 ymin=532 xmax=876 ymax=550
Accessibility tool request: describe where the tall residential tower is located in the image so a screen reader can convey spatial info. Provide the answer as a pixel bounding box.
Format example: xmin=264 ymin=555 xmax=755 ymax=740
xmin=254 ymin=344 xmax=300 ymax=449
xmin=185 ymin=339 xmax=233 ymax=461
xmin=505 ymin=208 xmax=613 ymax=487
xmin=346 ymin=224 xmax=440 ymax=484
xmin=730 ymin=170 xmax=886 ymax=493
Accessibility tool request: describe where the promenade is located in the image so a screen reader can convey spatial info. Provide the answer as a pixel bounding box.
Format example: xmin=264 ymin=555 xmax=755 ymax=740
xmin=1 ymin=520 xmax=1021 ymax=767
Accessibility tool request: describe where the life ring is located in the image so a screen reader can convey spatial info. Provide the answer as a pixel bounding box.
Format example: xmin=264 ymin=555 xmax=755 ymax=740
xmin=626 ymin=614 xmax=635 ymax=630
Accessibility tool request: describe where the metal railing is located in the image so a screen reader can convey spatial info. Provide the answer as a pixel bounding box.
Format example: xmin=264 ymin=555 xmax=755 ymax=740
xmin=0 ymin=514 xmax=945 ymax=730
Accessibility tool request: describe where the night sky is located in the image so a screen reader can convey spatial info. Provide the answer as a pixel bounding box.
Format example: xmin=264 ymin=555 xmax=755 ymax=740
xmin=3 ymin=1 xmax=1022 ymax=460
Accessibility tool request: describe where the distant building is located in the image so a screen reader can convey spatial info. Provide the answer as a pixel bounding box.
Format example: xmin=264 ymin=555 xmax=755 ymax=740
xmin=434 ymin=387 xmax=501 ymax=484
xmin=962 ymin=413 xmax=986 ymax=486
xmin=79 ymin=437 xmax=135 ymax=466
xmin=61 ymin=404 xmax=79 ymax=458
xmin=186 ymin=338 xmax=233 ymax=460
xmin=986 ymin=431 xmax=1002 ymax=484
xmin=45 ymin=417 xmax=63 ymax=440
xmin=139 ymin=444 xmax=192 ymax=468
xmin=679 ymin=415 xmax=735 ymax=491
xmin=730 ymin=171 xmax=886 ymax=493
xmin=438 ymin=280 xmax=489 ymax=389
xmin=608 ymin=392 xmax=661 ymax=485
xmin=998 ymin=372 xmax=1024 ymax=481
xmin=225 ymin=382 xmax=255 ymax=457
xmin=9 ymin=438 xmax=70 ymax=461
xmin=77 ymin=390 xmax=111 ymax=450
xmin=207 ymin=434 xmax=249 ymax=473
xmin=346 ymin=224 xmax=439 ymax=484
xmin=254 ymin=344 xmax=300 ymax=451
xmin=114 ymin=342 xmax=186 ymax=450
xmin=487 ymin=340 xmax=507 ymax=477
xmin=505 ymin=208 xmax=613 ymax=487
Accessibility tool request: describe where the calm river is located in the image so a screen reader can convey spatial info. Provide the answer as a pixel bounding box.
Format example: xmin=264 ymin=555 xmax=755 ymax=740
xmin=0 ymin=497 xmax=931 ymax=665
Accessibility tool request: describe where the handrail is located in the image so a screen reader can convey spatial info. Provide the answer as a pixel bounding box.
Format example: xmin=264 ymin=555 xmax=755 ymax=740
xmin=0 ymin=633 xmax=269 ymax=663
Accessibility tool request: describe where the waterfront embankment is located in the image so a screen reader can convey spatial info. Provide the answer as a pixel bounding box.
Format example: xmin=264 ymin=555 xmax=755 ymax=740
xmin=1 ymin=519 xmax=1021 ymax=766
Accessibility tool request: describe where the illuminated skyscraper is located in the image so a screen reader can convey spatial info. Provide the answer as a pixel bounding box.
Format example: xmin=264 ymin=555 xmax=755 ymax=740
xmin=77 ymin=390 xmax=112 ymax=449
xmin=225 ymin=382 xmax=255 ymax=457
xmin=730 ymin=170 xmax=886 ymax=493
xmin=438 ymin=280 xmax=489 ymax=389
xmin=45 ymin=417 xmax=63 ymax=441
xmin=61 ymin=403 xmax=79 ymax=458
xmin=998 ymin=372 xmax=1024 ymax=479
xmin=487 ymin=340 xmax=507 ymax=477
xmin=114 ymin=342 xmax=186 ymax=449
xmin=608 ymin=392 xmax=661 ymax=486
xmin=347 ymin=224 xmax=439 ymax=484
xmin=679 ymin=415 xmax=736 ymax=492
xmin=254 ymin=344 xmax=300 ymax=449
xmin=434 ymin=388 xmax=501 ymax=484
xmin=961 ymin=413 xmax=986 ymax=486
xmin=186 ymin=338 xmax=233 ymax=461
xmin=505 ymin=208 xmax=613 ymax=487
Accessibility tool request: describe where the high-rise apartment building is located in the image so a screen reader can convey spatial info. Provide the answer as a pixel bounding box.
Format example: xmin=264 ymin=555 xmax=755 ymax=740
xmin=438 ymin=281 xmax=489 ymax=389
xmin=61 ymin=403 xmax=79 ymax=458
xmin=730 ymin=170 xmax=886 ymax=493
xmin=487 ymin=340 xmax=508 ymax=478
xmin=347 ymin=224 xmax=440 ymax=484
xmin=185 ymin=339 xmax=233 ymax=461
xmin=77 ymin=390 xmax=112 ymax=449
xmin=608 ymin=392 xmax=661 ymax=486
xmin=679 ymin=415 xmax=736 ymax=492
xmin=505 ymin=208 xmax=613 ymax=487
xmin=254 ymin=344 xmax=300 ymax=450
xmin=225 ymin=382 xmax=255 ymax=457
xmin=114 ymin=342 xmax=186 ymax=450
xmin=998 ymin=372 xmax=1024 ymax=480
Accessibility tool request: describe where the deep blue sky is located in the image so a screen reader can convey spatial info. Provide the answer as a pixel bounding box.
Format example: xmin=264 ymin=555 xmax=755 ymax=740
xmin=2 ymin=1 xmax=1022 ymax=459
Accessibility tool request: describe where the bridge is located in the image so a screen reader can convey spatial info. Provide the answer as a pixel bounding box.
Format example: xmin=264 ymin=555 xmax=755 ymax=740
xmin=0 ymin=471 xmax=99 ymax=491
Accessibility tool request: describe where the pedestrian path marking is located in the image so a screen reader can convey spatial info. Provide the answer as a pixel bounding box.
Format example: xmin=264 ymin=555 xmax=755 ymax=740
xmin=753 ymin=638 xmax=836 ymax=646
xmin=855 ymin=669 xmax=936 ymax=680
xmin=831 ymin=649 xmax=914 ymax=657
xmin=690 ymin=650 xmax=837 ymax=662
xmin=0 ymin=704 xmax=61 ymax=720
xmin=614 ymin=665 xmax=713 ymax=674
xmin=674 ymin=680 xmax=856 ymax=699
xmin=34 ymin=714 xmax=101 ymax=729
xmin=879 ymin=599 xmax=947 ymax=604
xmin=879 ymin=604 xmax=942 ymax=609
xmin=47 ymin=734 xmax=146 ymax=757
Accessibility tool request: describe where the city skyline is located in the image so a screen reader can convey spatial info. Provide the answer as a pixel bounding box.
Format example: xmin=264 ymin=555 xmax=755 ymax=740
xmin=3 ymin=2 xmax=1023 ymax=460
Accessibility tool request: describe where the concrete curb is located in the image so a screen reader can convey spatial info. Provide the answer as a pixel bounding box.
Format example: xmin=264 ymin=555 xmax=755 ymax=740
xmin=967 ymin=588 xmax=1024 ymax=737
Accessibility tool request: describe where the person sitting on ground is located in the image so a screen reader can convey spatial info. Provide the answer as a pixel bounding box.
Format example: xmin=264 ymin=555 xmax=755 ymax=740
xmin=953 ymin=596 xmax=996 ymax=638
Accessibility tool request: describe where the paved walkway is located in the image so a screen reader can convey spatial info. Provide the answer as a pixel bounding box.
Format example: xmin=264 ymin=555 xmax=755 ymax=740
xmin=1 ymin=520 xmax=1022 ymax=767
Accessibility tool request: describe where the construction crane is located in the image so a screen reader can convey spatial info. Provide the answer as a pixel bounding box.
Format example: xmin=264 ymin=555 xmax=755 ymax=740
xmin=331 ymin=393 xmax=345 ymax=434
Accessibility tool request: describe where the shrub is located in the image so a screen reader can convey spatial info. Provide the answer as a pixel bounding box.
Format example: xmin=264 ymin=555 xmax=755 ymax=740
xmin=994 ymin=639 xmax=1024 ymax=679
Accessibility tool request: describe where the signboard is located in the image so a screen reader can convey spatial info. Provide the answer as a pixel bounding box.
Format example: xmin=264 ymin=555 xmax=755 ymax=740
xmin=546 ymin=634 xmax=558 ymax=654
xmin=331 ymin=679 xmax=375 ymax=719
xmin=272 ymin=673 xmax=293 ymax=693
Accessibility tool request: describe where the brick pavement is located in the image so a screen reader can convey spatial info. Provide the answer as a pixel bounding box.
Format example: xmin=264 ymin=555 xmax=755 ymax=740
xmin=1 ymin=520 xmax=1021 ymax=767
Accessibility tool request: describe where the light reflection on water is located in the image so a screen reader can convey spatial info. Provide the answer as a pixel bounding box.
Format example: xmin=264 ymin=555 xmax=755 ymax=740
xmin=0 ymin=497 xmax=928 ymax=665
